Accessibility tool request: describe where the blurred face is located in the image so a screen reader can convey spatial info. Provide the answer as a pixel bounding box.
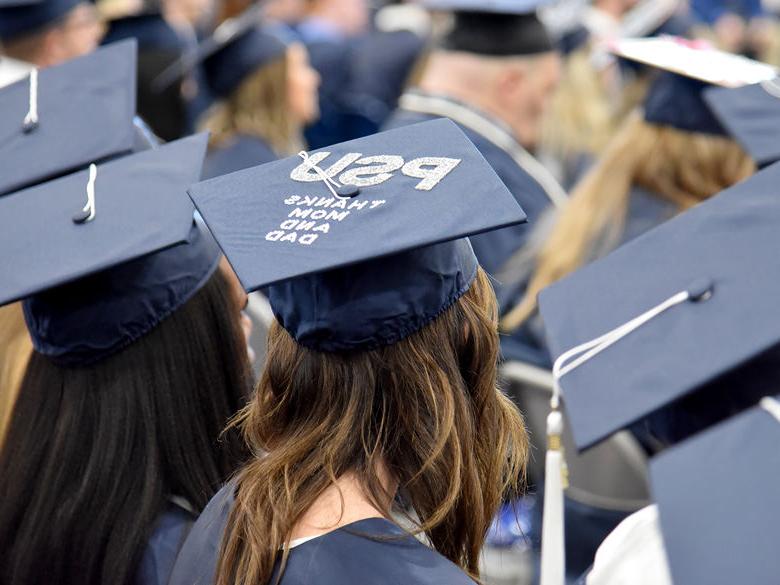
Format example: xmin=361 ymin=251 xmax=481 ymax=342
xmin=496 ymin=52 xmax=561 ymax=149
xmin=286 ymin=43 xmax=320 ymax=126
xmin=41 ymin=3 xmax=104 ymax=66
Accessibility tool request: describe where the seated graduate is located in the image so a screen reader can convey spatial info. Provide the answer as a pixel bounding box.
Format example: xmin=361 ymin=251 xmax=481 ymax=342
xmin=499 ymin=38 xmax=773 ymax=367
xmin=168 ymin=119 xmax=531 ymax=585
xmin=536 ymin=155 xmax=780 ymax=585
xmin=0 ymin=134 xmax=252 ymax=585
xmin=198 ymin=13 xmax=320 ymax=178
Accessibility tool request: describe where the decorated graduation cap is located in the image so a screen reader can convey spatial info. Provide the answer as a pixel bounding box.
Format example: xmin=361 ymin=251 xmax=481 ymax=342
xmin=189 ymin=118 xmax=526 ymax=352
xmin=1 ymin=133 xmax=220 ymax=366
xmin=610 ymin=36 xmax=777 ymax=135
xmin=422 ymin=0 xmax=555 ymax=56
xmin=704 ymin=81 xmax=780 ymax=168
xmin=536 ymin=156 xmax=780 ymax=585
xmin=0 ymin=0 xmax=82 ymax=38
xmin=650 ymin=395 xmax=780 ymax=585
xmin=0 ymin=40 xmax=137 ymax=196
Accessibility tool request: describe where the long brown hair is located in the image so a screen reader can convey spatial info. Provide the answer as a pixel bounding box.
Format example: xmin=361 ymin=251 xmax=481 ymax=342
xmin=0 ymin=303 xmax=32 ymax=447
xmin=216 ymin=268 xmax=528 ymax=585
xmin=502 ymin=113 xmax=755 ymax=331
xmin=201 ymin=51 xmax=302 ymax=156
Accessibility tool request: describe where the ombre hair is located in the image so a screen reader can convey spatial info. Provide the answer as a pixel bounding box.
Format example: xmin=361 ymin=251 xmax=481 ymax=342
xmin=216 ymin=268 xmax=529 ymax=585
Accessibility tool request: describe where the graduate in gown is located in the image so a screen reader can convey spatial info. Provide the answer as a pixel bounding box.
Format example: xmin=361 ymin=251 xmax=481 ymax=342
xmin=384 ymin=2 xmax=566 ymax=276
xmin=169 ymin=120 xmax=531 ymax=585
xmin=0 ymin=133 xmax=252 ymax=585
xmin=199 ymin=22 xmax=320 ymax=178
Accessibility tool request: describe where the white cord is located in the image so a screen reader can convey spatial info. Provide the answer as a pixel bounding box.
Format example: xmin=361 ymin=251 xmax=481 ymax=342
xmin=297 ymin=151 xmax=352 ymax=199
xmin=23 ymin=68 xmax=38 ymax=130
xmin=551 ymin=290 xmax=692 ymax=409
xmin=83 ymin=163 xmax=97 ymax=222
xmin=760 ymin=396 xmax=780 ymax=423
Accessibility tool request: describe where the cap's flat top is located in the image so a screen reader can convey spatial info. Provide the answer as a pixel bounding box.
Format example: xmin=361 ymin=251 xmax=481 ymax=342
xmin=609 ymin=37 xmax=777 ymax=87
xmin=705 ymin=82 xmax=780 ymax=167
xmin=0 ymin=133 xmax=208 ymax=306
xmin=188 ymin=118 xmax=527 ymax=292
xmin=651 ymin=399 xmax=780 ymax=585
xmin=0 ymin=40 xmax=137 ymax=195
xmin=539 ymin=160 xmax=780 ymax=450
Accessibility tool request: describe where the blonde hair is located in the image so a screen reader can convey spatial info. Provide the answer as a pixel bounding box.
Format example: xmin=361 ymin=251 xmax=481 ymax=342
xmin=216 ymin=269 xmax=528 ymax=585
xmin=503 ymin=113 xmax=755 ymax=331
xmin=200 ymin=52 xmax=302 ymax=157
xmin=0 ymin=303 xmax=32 ymax=447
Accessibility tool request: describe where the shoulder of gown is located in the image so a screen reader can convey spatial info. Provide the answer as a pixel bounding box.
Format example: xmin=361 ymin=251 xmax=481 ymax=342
xmin=135 ymin=502 xmax=197 ymax=585
xmin=203 ymin=135 xmax=279 ymax=179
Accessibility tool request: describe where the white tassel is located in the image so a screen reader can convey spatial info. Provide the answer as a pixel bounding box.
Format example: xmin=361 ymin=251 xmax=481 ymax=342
xmin=540 ymin=409 xmax=566 ymax=585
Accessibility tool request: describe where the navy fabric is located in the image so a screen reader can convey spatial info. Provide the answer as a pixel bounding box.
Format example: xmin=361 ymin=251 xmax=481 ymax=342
xmin=441 ymin=10 xmax=553 ymax=56
xmin=643 ymin=72 xmax=727 ymax=135
xmin=203 ymin=28 xmax=287 ymax=98
xmin=650 ymin=397 xmax=780 ymax=585
xmin=1 ymin=134 xmax=219 ymax=365
xmin=136 ymin=504 xmax=195 ymax=585
xmin=203 ymin=134 xmax=278 ymax=179
xmin=0 ymin=40 xmax=137 ymax=195
xmin=384 ymin=97 xmax=557 ymax=275
xmin=0 ymin=0 xmax=80 ymax=38
xmin=169 ymin=484 xmax=477 ymax=585
xmin=188 ymin=119 xmax=526 ymax=352
xmin=421 ymin=0 xmax=555 ymax=13
xmin=538 ymin=161 xmax=780 ymax=451
xmin=103 ymin=14 xmax=184 ymax=51
xmin=704 ymin=81 xmax=780 ymax=167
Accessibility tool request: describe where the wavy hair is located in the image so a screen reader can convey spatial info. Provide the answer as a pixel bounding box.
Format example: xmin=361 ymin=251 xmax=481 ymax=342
xmin=216 ymin=268 xmax=529 ymax=585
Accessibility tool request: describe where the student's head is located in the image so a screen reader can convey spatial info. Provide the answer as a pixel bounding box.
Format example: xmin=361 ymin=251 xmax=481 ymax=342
xmin=0 ymin=0 xmax=104 ymax=67
xmin=0 ymin=256 xmax=252 ymax=585
xmin=202 ymin=31 xmax=320 ymax=155
xmin=502 ymin=112 xmax=756 ymax=331
xmin=418 ymin=10 xmax=560 ymax=148
xmin=217 ymin=267 xmax=528 ymax=584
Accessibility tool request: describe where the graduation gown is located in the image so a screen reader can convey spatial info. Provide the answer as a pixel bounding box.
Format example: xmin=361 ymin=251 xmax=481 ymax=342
xmin=168 ymin=484 xmax=477 ymax=585
xmin=136 ymin=501 xmax=196 ymax=585
xmin=202 ymin=134 xmax=278 ymax=179
xmin=383 ymin=90 xmax=567 ymax=276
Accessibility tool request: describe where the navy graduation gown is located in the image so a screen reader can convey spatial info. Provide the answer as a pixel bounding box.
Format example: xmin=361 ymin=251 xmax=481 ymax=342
xmin=136 ymin=502 xmax=196 ymax=585
xmin=169 ymin=484 xmax=477 ymax=585
xmin=384 ymin=91 xmax=566 ymax=276
xmin=202 ymin=134 xmax=279 ymax=180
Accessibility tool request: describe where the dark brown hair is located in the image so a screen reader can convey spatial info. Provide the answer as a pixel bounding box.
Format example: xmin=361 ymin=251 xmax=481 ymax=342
xmin=0 ymin=268 xmax=251 ymax=585
xmin=217 ymin=268 xmax=529 ymax=585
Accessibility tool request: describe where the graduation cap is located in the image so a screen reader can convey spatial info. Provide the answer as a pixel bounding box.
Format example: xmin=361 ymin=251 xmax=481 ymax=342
xmin=0 ymin=0 xmax=82 ymax=38
xmin=188 ymin=118 xmax=527 ymax=352
xmin=151 ymin=4 xmax=286 ymax=96
xmin=0 ymin=40 xmax=138 ymax=196
xmin=609 ymin=36 xmax=777 ymax=135
xmin=650 ymin=395 xmax=780 ymax=585
xmin=2 ymin=133 xmax=221 ymax=366
xmin=704 ymin=81 xmax=780 ymax=168
xmin=427 ymin=0 xmax=555 ymax=56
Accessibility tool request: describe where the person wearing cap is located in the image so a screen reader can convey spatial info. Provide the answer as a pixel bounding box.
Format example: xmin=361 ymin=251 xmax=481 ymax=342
xmin=0 ymin=0 xmax=104 ymax=87
xmin=536 ymin=135 xmax=780 ymax=585
xmin=167 ymin=119 xmax=530 ymax=585
xmin=384 ymin=2 xmax=566 ymax=277
xmin=500 ymin=39 xmax=762 ymax=367
xmin=199 ymin=26 xmax=320 ymax=178
xmin=0 ymin=136 xmax=253 ymax=585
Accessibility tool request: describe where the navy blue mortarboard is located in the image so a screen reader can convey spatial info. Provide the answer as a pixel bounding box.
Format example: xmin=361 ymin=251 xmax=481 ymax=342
xmin=650 ymin=396 xmax=780 ymax=585
xmin=0 ymin=40 xmax=137 ymax=196
xmin=1 ymin=133 xmax=221 ymax=366
xmin=704 ymin=81 xmax=780 ymax=168
xmin=610 ymin=37 xmax=777 ymax=135
xmin=433 ymin=0 xmax=555 ymax=57
xmin=0 ymin=0 xmax=82 ymax=39
xmin=189 ymin=118 xmax=526 ymax=352
xmin=538 ymin=159 xmax=780 ymax=451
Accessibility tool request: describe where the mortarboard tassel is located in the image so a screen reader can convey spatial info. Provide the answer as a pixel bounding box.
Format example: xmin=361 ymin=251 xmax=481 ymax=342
xmin=539 ymin=280 xmax=713 ymax=585
xmin=22 ymin=68 xmax=39 ymax=133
